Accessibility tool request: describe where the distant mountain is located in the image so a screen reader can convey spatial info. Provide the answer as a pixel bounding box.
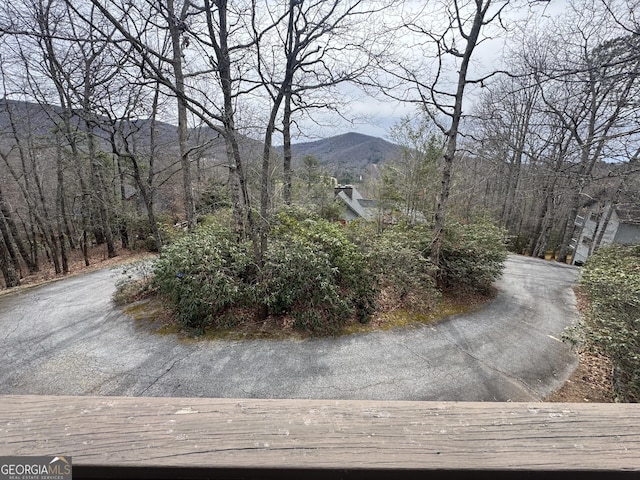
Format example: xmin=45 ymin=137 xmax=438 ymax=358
xmin=0 ymin=99 xmax=255 ymax=161
xmin=0 ymin=100 xmax=399 ymax=184
xmin=0 ymin=98 xmax=184 ymax=150
xmin=283 ymin=132 xmax=401 ymax=181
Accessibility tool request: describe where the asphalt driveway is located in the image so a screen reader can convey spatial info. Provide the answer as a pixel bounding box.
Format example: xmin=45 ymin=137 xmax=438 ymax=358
xmin=0 ymin=255 xmax=579 ymax=401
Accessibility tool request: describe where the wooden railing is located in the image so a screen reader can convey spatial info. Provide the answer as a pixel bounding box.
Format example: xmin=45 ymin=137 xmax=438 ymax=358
xmin=1 ymin=395 xmax=639 ymax=479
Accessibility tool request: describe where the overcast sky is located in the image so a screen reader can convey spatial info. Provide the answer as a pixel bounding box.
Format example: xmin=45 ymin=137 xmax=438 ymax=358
xmin=300 ymin=0 xmax=569 ymax=142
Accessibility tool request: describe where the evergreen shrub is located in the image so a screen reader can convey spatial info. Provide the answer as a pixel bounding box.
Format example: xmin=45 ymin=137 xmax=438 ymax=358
xmin=268 ymin=211 xmax=377 ymax=331
xmin=428 ymin=220 xmax=508 ymax=292
xmin=153 ymin=210 xmax=376 ymax=334
xmin=153 ymin=224 xmax=252 ymax=331
xmin=150 ymin=211 xmax=507 ymax=335
xmin=368 ymin=225 xmax=440 ymax=310
xmin=579 ymin=245 xmax=640 ymax=401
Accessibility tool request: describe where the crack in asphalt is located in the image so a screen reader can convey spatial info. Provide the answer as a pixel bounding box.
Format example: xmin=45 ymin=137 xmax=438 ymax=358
xmin=137 ymin=351 xmax=194 ymax=396
xmin=449 ymin=336 xmax=541 ymax=400
xmin=2 ymin=313 xmax=23 ymax=343
xmin=391 ymin=340 xmax=435 ymax=368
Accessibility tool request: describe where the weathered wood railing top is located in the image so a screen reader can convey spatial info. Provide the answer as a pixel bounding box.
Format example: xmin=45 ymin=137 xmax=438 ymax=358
xmin=1 ymin=395 xmax=639 ymax=479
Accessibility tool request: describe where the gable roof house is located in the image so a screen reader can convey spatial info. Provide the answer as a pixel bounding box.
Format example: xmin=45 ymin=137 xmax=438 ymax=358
xmin=571 ymin=201 xmax=640 ymax=265
xmin=334 ymin=185 xmax=377 ymax=222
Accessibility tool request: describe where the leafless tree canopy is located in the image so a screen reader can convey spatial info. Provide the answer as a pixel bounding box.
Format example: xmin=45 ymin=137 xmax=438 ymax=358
xmin=0 ymin=0 xmax=638 ymax=287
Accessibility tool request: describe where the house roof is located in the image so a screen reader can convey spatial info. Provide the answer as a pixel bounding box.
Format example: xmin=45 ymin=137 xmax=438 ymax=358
xmin=615 ymin=205 xmax=640 ymax=225
xmin=581 ymin=199 xmax=640 ymax=225
xmin=335 ymin=186 xmax=376 ymax=221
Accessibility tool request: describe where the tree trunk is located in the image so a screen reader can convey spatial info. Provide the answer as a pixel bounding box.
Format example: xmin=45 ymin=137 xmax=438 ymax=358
xmin=557 ymin=189 xmax=581 ymax=264
xmin=56 ymin=138 xmax=70 ymax=274
xmin=431 ymin=4 xmax=486 ymax=269
xmin=86 ymin=119 xmax=117 ymax=258
xmin=146 ymin=83 xmax=164 ymax=252
xmin=167 ymin=0 xmax=196 ymax=231
xmin=224 ymin=136 xmax=246 ymax=240
xmin=28 ymin=136 xmax=62 ymax=274
xmin=116 ymin=155 xmax=129 ymax=249
xmin=282 ymin=90 xmax=293 ymax=205
xmin=3 ymin=102 xmax=62 ymax=273
xmin=0 ymin=213 xmax=21 ymax=278
xmin=0 ymin=235 xmax=20 ymax=288
xmin=205 ymin=0 xmax=256 ymax=251
xmin=0 ymin=184 xmax=34 ymax=273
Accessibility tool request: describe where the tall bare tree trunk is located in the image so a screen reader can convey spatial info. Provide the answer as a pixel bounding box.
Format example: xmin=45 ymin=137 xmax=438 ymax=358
xmin=85 ymin=118 xmax=117 ymax=258
xmin=0 ymin=210 xmax=22 ymax=278
xmin=0 ymin=183 xmax=35 ymax=273
xmin=56 ymin=136 xmax=70 ymax=273
xmin=431 ymin=2 xmax=487 ymax=269
xmin=204 ymin=0 xmax=256 ymax=252
xmin=167 ymin=0 xmax=196 ymax=231
xmin=146 ymin=83 xmax=164 ymax=252
xmin=283 ymin=90 xmax=293 ymax=205
xmin=3 ymin=102 xmax=62 ymax=273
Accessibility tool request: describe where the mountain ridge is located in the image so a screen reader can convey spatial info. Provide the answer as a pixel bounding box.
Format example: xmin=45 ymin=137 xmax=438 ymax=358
xmin=0 ymin=99 xmax=399 ymax=180
xmin=281 ymin=131 xmax=400 ymax=181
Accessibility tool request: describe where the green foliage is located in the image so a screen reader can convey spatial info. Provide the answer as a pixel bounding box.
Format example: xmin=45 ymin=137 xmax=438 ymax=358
xmin=347 ymin=219 xmax=505 ymax=301
xmin=301 ymin=154 xmax=321 ymax=188
xmin=506 ymin=233 xmax=529 ymax=255
xmin=152 ymin=211 xmax=376 ymax=334
xmin=376 ymin=167 xmax=404 ymax=214
xmin=153 ymin=224 xmax=252 ymax=331
xmin=148 ymin=210 xmax=506 ymax=336
xmin=196 ymin=180 xmax=231 ymax=214
xmin=155 ymin=213 xmax=189 ymax=245
xmin=368 ymin=226 xmax=440 ymax=310
xmin=317 ymin=199 xmax=344 ymax=222
xmin=386 ymin=114 xmax=444 ymax=219
xmin=292 ymin=156 xmax=341 ymax=221
xmin=269 ymin=212 xmax=376 ymax=330
xmin=258 ymin=237 xmax=347 ymax=330
xmin=435 ymin=220 xmax=508 ymax=292
xmin=579 ymin=245 xmax=640 ymax=401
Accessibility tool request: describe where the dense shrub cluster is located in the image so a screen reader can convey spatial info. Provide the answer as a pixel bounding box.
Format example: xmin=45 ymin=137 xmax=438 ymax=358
xmin=361 ymin=225 xmax=440 ymax=310
xmin=404 ymin=221 xmax=508 ymax=293
xmin=579 ymin=245 xmax=640 ymax=401
xmin=153 ymin=211 xmax=376 ymax=333
xmin=151 ymin=210 xmax=507 ymax=335
xmin=153 ymin=224 xmax=252 ymax=330
xmin=437 ymin=220 xmax=508 ymax=292
xmin=264 ymin=211 xmax=376 ymax=331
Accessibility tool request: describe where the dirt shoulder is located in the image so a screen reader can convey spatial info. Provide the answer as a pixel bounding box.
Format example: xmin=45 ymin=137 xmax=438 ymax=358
xmin=544 ymin=287 xmax=615 ymax=403
xmin=545 ymin=348 xmax=614 ymax=403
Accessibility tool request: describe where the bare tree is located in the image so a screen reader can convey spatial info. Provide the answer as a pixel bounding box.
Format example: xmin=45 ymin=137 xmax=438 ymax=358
xmin=380 ymin=0 xmax=543 ymax=270
xmin=470 ymin=70 xmax=571 ymax=257
xmin=166 ymin=0 xmax=197 ymax=231
xmin=30 ymin=0 xmax=93 ymax=265
xmin=71 ymin=0 xmax=204 ymax=233
xmin=248 ymin=0 xmax=381 ymax=258
xmin=76 ymin=6 xmax=119 ymax=258
xmin=259 ymin=0 xmax=382 ymax=205
xmin=449 ymin=0 xmax=640 ymax=262
xmin=0 ymin=233 xmax=20 ymax=287
xmin=524 ymin=7 xmax=640 ymax=262
xmin=387 ymin=114 xmax=444 ymax=223
xmin=102 ymin=77 xmax=166 ymax=253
